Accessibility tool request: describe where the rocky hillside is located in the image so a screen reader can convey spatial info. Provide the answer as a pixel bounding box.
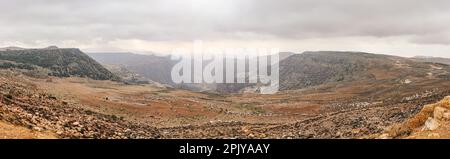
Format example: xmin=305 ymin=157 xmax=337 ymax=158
xmin=382 ymin=96 xmax=450 ymax=139
xmin=0 ymin=47 xmax=120 ymax=81
xmin=279 ymin=51 xmax=445 ymax=90
xmin=0 ymin=70 xmax=159 ymax=139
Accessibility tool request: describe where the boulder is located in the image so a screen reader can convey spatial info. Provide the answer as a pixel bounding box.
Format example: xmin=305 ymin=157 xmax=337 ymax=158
xmin=378 ymin=133 xmax=392 ymax=139
xmin=423 ymin=117 xmax=440 ymax=131
xmin=434 ymin=106 xmax=448 ymax=120
xmin=32 ymin=126 xmax=43 ymax=132
xmin=443 ymin=112 xmax=450 ymax=120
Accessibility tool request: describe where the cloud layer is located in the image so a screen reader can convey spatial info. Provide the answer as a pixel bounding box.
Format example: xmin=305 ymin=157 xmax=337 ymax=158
xmin=1 ymin=0 xmax=450 ymax=57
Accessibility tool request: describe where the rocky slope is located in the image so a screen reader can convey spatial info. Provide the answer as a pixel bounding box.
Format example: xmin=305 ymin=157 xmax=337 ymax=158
xmin=279 ymin=51 xmax=438 ymax=90
xmin=0 ymin=70 xmax=158 ymax=139
xmin=381 ymin=96 xmax=450 ymax=139
xmin=0 ymin=47 xmax=120 ymax=81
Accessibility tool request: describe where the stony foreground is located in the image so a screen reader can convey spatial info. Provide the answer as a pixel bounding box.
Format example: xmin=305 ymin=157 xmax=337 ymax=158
xmin=381 ymin=96 xmax=450 ymax=139
xmin=0 ymin=71 xmax=159 ymax=139
xmin=1 ymin=69 xmax=449 ymax=139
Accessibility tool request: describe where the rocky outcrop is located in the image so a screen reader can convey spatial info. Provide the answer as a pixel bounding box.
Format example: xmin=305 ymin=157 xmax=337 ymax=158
xmin=382 ymin=96 xmax=450 ymax=139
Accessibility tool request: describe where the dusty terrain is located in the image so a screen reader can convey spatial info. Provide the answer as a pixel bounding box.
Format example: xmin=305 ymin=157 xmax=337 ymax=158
xmin=0 ymin=120 xmax=55 ymax=139
xmin=2 ymin=60 xmax=450 ymax=139
xmin=2 ymin=50 xmax=450 ymax=139
xmin=0 ymin=70 xmax=159 ymax=139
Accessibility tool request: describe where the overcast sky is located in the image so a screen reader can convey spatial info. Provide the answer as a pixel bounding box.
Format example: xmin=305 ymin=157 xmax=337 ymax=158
xmin=1 ymin=0 xmax=450 ymax=57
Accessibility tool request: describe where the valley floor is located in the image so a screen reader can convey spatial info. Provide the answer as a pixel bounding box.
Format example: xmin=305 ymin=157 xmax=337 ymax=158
xmin=1 ymin=69 xmax=450 ymax=139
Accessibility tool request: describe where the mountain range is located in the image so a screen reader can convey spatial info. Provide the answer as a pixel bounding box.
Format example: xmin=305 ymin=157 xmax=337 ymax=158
xmin=88 ymin=51 xmax=450 ymax=93
xmin=2 ymin=46 xmax=450 ymax=139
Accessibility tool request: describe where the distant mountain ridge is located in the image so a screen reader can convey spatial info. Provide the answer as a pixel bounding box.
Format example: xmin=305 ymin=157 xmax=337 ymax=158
xmin=89 ymin=51 xmax=450 ymax=93
xmin=279 ymin=51 xmax=450 ymax=90
xmin=0 ymin=46 xmax=26 ymax=51
xmin=280 ymin=51 xmax=389 ymax=90
xmin=411 ymin=56 xmax=450 ymax=65
xmin=0 ymin=47 xmax=120 ymax=81
xmin=88 ymin=53 xmax=176 ymax=84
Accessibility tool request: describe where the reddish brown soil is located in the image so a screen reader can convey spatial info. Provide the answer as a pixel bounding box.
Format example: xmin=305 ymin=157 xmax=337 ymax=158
xmin=2 ymin=65 xmax=450 ymax=138
xmin=0 ymin=120 xmax=56 ymax=139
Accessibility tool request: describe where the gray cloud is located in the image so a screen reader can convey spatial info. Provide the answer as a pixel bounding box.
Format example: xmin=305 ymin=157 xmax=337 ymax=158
xmin=1 ymin=0 xmax=450 ymax=53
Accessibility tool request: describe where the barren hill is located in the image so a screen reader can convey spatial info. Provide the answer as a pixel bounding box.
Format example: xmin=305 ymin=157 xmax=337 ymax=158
xmin=279 ymin=51 xmax=441 ymax=90
xmin=0 ymin=48 xmax=120 ymax=81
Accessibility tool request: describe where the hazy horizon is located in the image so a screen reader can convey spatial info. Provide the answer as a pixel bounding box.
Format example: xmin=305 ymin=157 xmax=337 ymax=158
xmin=1 ymin=0 xmax=450 ymax=58
xmin=1 ymin=45 xmax=449 ymax=59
